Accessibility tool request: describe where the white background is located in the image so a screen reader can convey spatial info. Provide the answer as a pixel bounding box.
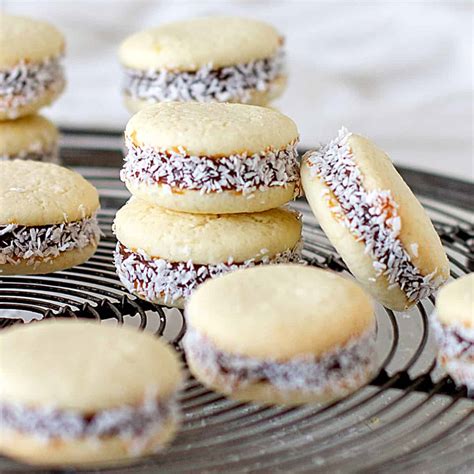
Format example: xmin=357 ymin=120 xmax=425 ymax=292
xmin=3 ymin=0 xmax=473 ymax=180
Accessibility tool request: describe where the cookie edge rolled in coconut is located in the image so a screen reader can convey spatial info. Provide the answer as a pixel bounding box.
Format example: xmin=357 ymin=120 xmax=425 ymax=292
xmin=301 ymin=128 xmax=449 ymax=311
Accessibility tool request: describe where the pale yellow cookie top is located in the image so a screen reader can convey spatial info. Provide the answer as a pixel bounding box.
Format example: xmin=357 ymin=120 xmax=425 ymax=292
xmin=114 ymin=198 xmax=301 ymax=264
xmin=0 ymin=14 xmax=65 ymax=68
xmin=0 ymin=161 xmax=99 ymax=226
xmin=436 ymin=274 xmax=474 ymax=328
xmin=0 ymin=115 xmax=58 ymax=156
xmin=0 ymin=320 xmax=183 ymax=411
xmin=119 ymin=16 xmax=282 ymax=71
xmin=126 ymin=102 xmax=298 ymax=157
xmin=186 ymin=264 xmax=375 ymax=359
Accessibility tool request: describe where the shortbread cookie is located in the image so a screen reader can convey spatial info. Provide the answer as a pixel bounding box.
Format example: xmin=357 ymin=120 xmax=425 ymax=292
xmin=184 ymin=264 xmax=377 ymax=405
xmin=121 ymin=102 xmax=300 ymax=214
xmin=0 ymin=320 xmax=183 ymax=465
xmin=113 ymin=198 xmax=302 ymax=308
xmin=119 ymin=17 xmax=285 ymax=110
xmin=301 ymin=128 xmax=449 ymax=311
xmin=0 ymin=161 xmax=100 ymax=274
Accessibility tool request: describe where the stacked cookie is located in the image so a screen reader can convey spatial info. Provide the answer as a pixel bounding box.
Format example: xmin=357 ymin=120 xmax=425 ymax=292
xmin=119 ymin=17 xmax=286 ymax=111
xmin=114 ymin=102 xmax=303 ymax=307
xmin=0 ymin=14 xmax=65 ymax=162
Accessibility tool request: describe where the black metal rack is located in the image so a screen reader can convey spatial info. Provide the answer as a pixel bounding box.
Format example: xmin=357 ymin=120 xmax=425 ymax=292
xmin=0 ymin=133 xmax=473 ymax=473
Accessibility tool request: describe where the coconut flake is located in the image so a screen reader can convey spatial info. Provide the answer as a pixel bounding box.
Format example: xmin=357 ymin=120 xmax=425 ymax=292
xmin=303 ymin=128 xmax=445 ymax=304
xmin=114 ymin=239 xmax=304 ymax=305
xmin=0 ymin=146 xmax=59 ymax=163
xmin=0 ymin=56 xmax=65 ymax=118
xmin=121 ymin=137 xmax=300 ymax=196
xmin=183 ymin=325 xmax=377 ymax=393
xmin=123 ymin=49 xmax=285 ymax=104
xmin=0 ymin=216 xmax=100 ymax=267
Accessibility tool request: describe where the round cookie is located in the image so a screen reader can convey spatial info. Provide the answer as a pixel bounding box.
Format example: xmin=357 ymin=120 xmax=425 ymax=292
xmin=0 ymin=320 xmax=183 ymax=465
xmin=0 ymin=115 xmax=59 ymax=162
xmin=431 ymin=273 xmax=473 ymax=391
xmin=301 ymin=128 xmax=449 ymax=311
xmin=0 ymin=160 xmax=100 ymax=275
xmin=121 ymin=102 xmax=300 ymax=214
xmin=113 ymin=198 xmax=302 ymax=308
xmin=119 ymin=17 xmax=285 ymax=109
xmin=184 ymin=264 xmax=377 ymax=405
xmin=0 ymin=14 xmax=65 ymax=119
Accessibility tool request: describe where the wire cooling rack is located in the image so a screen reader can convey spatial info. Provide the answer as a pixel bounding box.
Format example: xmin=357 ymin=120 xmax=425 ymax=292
xmin=0 ymin=131 xmax=473 ymax=473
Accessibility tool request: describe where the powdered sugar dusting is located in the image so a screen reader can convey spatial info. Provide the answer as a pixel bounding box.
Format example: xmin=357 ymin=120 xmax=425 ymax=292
xmin=114 ymin=240 xmax=303 ymax=305
xmin=0 ymin=56 xmax=65 ymax=118
xmin=121 ymin=137 xmax=300 ymax=196
xmin=0 ymin=216 xmax=100 ymax=267
xmin=123 ymin=49 xmax=284 ymax=104
xmin=183 ymin=325 xmax=377 ymax=393
xmin=304 ymin=128 xmax=445 ymax=304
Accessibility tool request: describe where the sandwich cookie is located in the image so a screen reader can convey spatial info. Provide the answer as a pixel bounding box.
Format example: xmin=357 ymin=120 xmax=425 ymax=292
xmin=0 ymin=14 xmax=65 ymax=119
xmin=0 ymin=320 xmax=183 ymax=465
xmin=301 ymin=128 xmax=449 ymax=311
xmin=119 ymin=16 xmax=285 ymax=111
xmin=0 ymin=161 xmax=100 ymax=275
xmin=113 ymin=198 xmax=302 ymax=308
xmin=122 ymin=102 xmax=300 ymax=214
xmin=431 ymin=273 xmax=473 ymax=391
xmin=0 ymin=115 xmax=59 ymax=162
xmin=184 ymin=265 xmax=377 ymax=405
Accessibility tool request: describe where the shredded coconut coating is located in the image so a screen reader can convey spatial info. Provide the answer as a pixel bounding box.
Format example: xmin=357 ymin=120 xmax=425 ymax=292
xmin=0 ymin=216 xmax=100 ymax=267
xmin=0 ymin=56 xmax=65 ymax=118
xmin=121 ymin=138 xmax=300 ymax=196
xmin=304 ymin=128 xmax=444 ymax=304
xmin=0 ymin=147 xmax=59 ymax=163
xmin=123 ymin=49 xmax=285 ymax=104
xmin=114 ymin=240 xmax=303 ymax=305
xmin=0 ymin=396 xmax=179 ymax=443
xmin=183 ymin=326 xmax=377 ymax=393
xmin=430 ymin=313 xmax=474 ymax=360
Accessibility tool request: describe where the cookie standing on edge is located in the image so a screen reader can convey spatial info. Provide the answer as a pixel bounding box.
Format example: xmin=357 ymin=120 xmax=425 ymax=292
xmin=431 ymin=274 xmax=473 ymax=391
xmin=121 ymin=102 xmax=300 ymax=214
xmin=184 ymin=265 xmax=377 ymax=405
xmin=119 ymin=17 xmax=285 ymax=111
xmin=0 ymin=14 xmax=65 ymax=119
xmin=113 ymin=198 xmax=302 ymax=308
xmin=301 ymin=128 xmax=449 ymax=311
xmin=0 ymin=161 xmax=100 ymax=275
xmin=0 ymin=115 xmax=59 ymax=162
xmin=0 ymin=320 xmax=183 ymax=465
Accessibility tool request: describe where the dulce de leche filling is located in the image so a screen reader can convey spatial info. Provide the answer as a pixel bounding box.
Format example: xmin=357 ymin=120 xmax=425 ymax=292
xmin=120 ymin=137 xmax=300 ymax=196
xmin=0 ymin=216 xmax=100 ymax=267
xmin=183 ymin=327 xmax=377 ymax=393
xmin=0 ymin=57 xmax=65 ymax=115
xmin=122 ymin=49 xmax=285 ymax=104
xmin=114 ymin=241 xmax=302 ymax=305
xmin=0 ymin=396 xmax=177 ymax=440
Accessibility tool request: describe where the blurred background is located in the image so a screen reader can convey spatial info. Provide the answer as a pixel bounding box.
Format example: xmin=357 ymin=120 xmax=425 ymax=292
xmin=2 ymin=0 xmax=473 ymax=180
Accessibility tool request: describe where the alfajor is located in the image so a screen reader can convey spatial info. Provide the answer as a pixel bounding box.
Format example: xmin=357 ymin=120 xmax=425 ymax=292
xmin=113 ymin=198 xmax=302 ymax=308
xmin=301 ymin=128 xmax=449 ymax=311
xmin=0 ymin=114 xmax=59 ymax=162
xmin=119 ymin=17 xmax=285 ymax=112
xmin=0 ymin=14 xmax=65 ymax=119
xmin=0 ymin=161 xmax=100 ymax=275
xmin=0 ymin=320 xmax=183 ymax=465
xmin=431 ymin=274 xmax=473 ymax=391
xmin=121 ymin=102 xmax=300 ymax=214
xmin=184 ymin=265 xmax=377 ymax=405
